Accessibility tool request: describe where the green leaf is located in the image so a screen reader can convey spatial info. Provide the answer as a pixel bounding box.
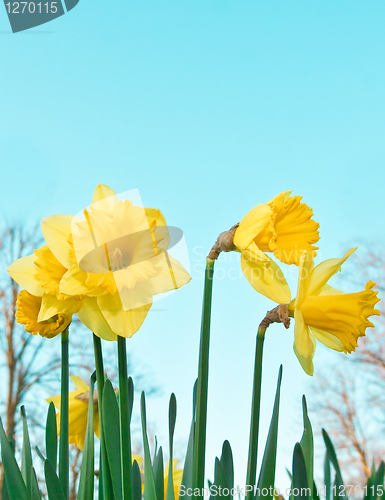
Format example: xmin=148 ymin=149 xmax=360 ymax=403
xmin=45 ymin=459 xmax=66 ymax=500
xmin=102 ymin=379 xmax=123 ymax=500
xmin=0 ymin=416 xmax=29 ymax=500
xmin=292 ymin=443 xmax=310 ymax=500
xmin=117 ymin=337 xmax=134 ymax=500
xmin=209 ymin=458 xmax=230 ymax=500
xmin=30 ymin=467 xmax=42 ymax=500
xmin=300 ymin=396 xmax=313 ymax=496
xmin=324 ymin=452 xmax=331 ymax=500
xmin=133 ymin=460 xmax=142 ymax=500
xmin=46 ymin=402 xmax=58 ymax=473
xmin=77 ymin=372 xmax=96 ymax=500
xmin=153 ymin=447 xmax=164 ymax=500
xmin=181 ymin=380 xmax=197 ymax=495
xmin=220 ymin=441 xmax=234 ymax=490
xmin=166 ymin=393 xmax=177 ymax=500
xmin=141 ymin=392 xmax=158 ymax=500
xmin=256 ymin=365 xmax=283 ymax=500
xmin=322 ymin=429 xmax=344 ymax=498
xmin=20 ymin=406 xmax=33 ymax=494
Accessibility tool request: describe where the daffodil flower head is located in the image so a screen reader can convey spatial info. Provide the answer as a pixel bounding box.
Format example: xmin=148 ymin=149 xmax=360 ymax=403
xmin=234 ymin=191 xmax=320 ymax=265
xmin=16 ymin=290 xmax=72 ymax=338
xmin=46 ymin=376 xmax=100 ymax=450
xmin=289 ymin=248 xmax=381 ymax=376
xmin=8 ymin=184 xmax=191 ymax=340
xmin=231 ymin=191 xmax=320 ymax=304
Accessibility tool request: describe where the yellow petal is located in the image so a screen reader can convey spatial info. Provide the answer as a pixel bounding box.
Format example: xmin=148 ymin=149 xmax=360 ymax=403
xmin=146 ymin=253 xmax=191 ymax=295
xmin=60 ymin=265 xmax=100 ymax=296
xmin=46 ymin=395 xmax=62 ymax=410
xmin=240 ymin=243 xmax=291 ymax=303
xmin=309 ymin=326 xmax=345 ymax=352
xmin=233 ymin=204 xmax=272 ymax=252
xmin=77 ymin=296 xmax=117 ymax=341
xmin=293 ymin=309 xmax=315 ymax=376
xmin=318 ymin=284 xmax=345 ymax=296
xmin=38 ymin=293 xmax=82 ymax=322
xmin=41 ymin=215 xmax=74 ymax=269
xmin=70 ymin=376 xmax=90 ymax=392
xmin=7 ymin=254 xmax=44 ymax=296
xmin=307 ymin=248 xmax=357 ymax=297
xmin=92 ymin=184 xmax=117 ymax=204
xmin=34 ymin=246 xmax=68 ymax=298
xmin=97 ymin=292 xmax=152 ymax=338
xmin=294 ymin=251 xmax=315 ymax=308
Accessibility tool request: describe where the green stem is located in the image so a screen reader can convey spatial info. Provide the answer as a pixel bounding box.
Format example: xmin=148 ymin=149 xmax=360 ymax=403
xmin=117 ymin=335 xmax=133 ymax=500
xmin=59 ymin=327 xmax=69 ymax=500
xmin=245 ymin=326 xmax=266 ymax=500
xmin=192 ymin=258 xmax=215 ymax=498
xmin=93 ymin=334 xmax=114 ymax=500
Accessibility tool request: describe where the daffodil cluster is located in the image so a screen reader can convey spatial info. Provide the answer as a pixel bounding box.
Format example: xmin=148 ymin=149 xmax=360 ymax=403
xmin=8 ymin=184 xmax=191 ymax=341
xmin=233 ymin=191 xmax=380 ymax=375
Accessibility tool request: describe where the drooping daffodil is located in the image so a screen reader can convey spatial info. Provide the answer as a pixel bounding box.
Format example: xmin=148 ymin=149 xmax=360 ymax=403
xmin=8 ymin=184 xmax=191 ymax=340
xmin=233 ymin=191 xmax=320 ymax=304
xmin=46 ymin=376 xmax=100 ymax=450
xmin=288 ymin=248 xmax=381 ymax=376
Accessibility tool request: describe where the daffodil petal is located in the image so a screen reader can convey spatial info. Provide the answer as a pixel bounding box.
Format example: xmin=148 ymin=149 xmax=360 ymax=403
xmin=70 ymin=376 xmax=90 ymax=392
xmin=7 ymin=254 xmax=44 ymax=296
xmin=294 ymin=251 xmax=315 ymax=308
xmin=46 ymin=395 xmax=62 ymax=410
xmin=38 ymin=293 xmax=82 ymax=322
xmin=97 ymin=292 xmax=152 ymax=338
xmin=233 ymin=204 xmax=272 ymax=252
xmin=307 ymin=248 xmax=357 ymax=296
xmin=147 ymin=253 xmax=191 ymax=294
xmin=77 ymin=296 xmax=117 ymax=341
xmin=309 ymin=326 xmax=345 ymax=352
xmin=240 ymin=243 xmax=291 ymax=303
xmin=92 ymin=184 xmax=117 ymax=204
xmin=60 ymin=265 xmax=99 ymax=296
xmin=41 ymin=214 xmax=74 ymax=269
xmin=293 ymin=309 xmax=315 ymax=376
xmin=318 ymin=284 xmax=345 ymax=296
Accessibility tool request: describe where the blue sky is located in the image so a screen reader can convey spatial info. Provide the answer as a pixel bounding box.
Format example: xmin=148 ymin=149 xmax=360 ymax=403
xmin=1 ymin=0 xmax=384 ymax=491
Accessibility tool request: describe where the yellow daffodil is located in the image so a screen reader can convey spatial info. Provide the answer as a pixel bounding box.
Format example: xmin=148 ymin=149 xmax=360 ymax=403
xmin=288 ymin=248 xmax=381 ymax=376
xmin=43 ymin=184 xmax=190 ymax=339
xmin=46 ymin=376 xmax=100 ymax=450
xmin=16 ymin=289 xmax=72 ymax=338
xmin=233 ymin=191 xmax=320 ymax=304
xmin=8 ymin=184 xmax=190 ymax=340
